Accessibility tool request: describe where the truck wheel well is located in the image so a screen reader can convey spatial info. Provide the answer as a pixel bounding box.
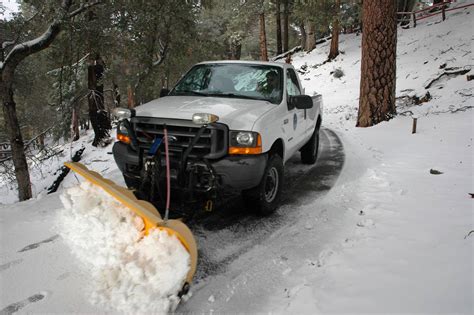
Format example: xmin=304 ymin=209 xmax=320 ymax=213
xmin=269 ymin=139 xmax=284 ymax=160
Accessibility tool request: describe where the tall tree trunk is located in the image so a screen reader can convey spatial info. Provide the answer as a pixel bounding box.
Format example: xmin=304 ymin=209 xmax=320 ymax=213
xmin=282 ymin=0 xmax=289 ymax=52
xmin=0 ymin=1 xmax=101 ymax=200
xmin=87 ymin=54 xmax=111 ymax=146
xmin=276 ymin=0 xmax=282 ymax=55
xmin=328 ymin=0 xmax=341 ymax=60
xmin=259 ymin=13 xmax=268 ymax=61
xmin=1 ymin=71 xmax=32 ymax=201
xmin=305 ymin=21 xmax=316 ymax=51
xmin=127 ymin=85 xmax=135 ymax=108
xmin=113 ymin=82 xmax=121 ymax=107
xmin=299 ymin=22 xmax=306 ymax=50
xmin=72 ymin=105 xmax=80 ymax=141
xmin=357 ymin=0 xmax=397 ymax=127
xmin=229 ymin=35 xmax=242 ymax=60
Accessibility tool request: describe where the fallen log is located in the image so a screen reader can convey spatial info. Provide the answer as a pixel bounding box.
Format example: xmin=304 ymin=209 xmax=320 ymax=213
xmin=425 ymin=67 xmax=471 ymax=89
xmin=47 ymin=147 xmax=85 ymax=194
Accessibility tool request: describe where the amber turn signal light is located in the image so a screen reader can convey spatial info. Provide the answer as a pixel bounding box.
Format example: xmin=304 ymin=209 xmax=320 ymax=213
xmin=117 ymin=133 xmax=131 ymax=144
xmin=228 ymin=147 xmax=263 ymax=155
xmin=229 ymin=134 xmax=262 ymax=155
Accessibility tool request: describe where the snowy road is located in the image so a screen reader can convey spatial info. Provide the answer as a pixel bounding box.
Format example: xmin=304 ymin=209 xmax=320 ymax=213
xmin=0 ymin=128 xmax=344 ymax=314
xmin=179 ymin=128 xmax=345 ymax=310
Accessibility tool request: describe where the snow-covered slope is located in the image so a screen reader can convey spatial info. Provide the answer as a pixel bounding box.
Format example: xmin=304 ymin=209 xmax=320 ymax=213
xmin=0 ymin=131 xmax=120 ymax=205
xmin=1 ymin=2 xmax=473 ymax=314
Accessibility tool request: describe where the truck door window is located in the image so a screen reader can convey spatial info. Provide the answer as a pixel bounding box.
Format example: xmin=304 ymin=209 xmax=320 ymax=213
xmin=286 ymin=69 xmax=301 ymax=96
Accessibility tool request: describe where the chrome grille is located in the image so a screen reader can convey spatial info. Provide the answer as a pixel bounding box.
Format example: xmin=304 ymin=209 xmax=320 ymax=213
xmin=131 ymin=117 xmax=227 ymax=160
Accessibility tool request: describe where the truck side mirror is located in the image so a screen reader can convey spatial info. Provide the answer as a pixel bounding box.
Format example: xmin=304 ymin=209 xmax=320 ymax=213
xmin=288 ymin=95 xmax=313 ymax=110
xmin=160 ymin=88 xmax=170 ymax=98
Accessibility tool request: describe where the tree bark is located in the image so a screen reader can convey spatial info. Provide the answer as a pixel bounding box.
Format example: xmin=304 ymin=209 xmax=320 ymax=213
xmin=72 ymin=105 xmax=80 ymax=141
xmin=305 ymin=21 xmax=316 ymax=51
xmin=328 ymin=0 xmax=340 ymax=60
xmin=228 ymin=35 xmax=242 ymax=60
xmin=276 ymin=0 xmax=282 ymax=55
xmin=1 ymin=69 xmax=32 ymax=200
xmin=357 ymin=0 xmax=397 ymax=127
xmin=282 ymin=0 xmax=289 ymax=52
xmin=259 ymin=13 xmax=268 ymax=61
xmin=87 ymin=54 xmax=111 ymax=146
xmin=127 ymin=85 xmax=135 ymax=108
xmin=299 ymin=22 xmax=306 ymax=51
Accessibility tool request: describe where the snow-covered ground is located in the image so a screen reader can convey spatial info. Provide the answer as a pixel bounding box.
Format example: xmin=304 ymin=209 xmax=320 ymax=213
xmin=1 ymin=2 xmax=473 ymax=314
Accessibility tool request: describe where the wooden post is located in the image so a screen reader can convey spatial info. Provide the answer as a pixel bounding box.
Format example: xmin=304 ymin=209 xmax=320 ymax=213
xmin=412 ymin=117 xmax=418 ymax=134
xmin=412 ymin=12 xmax=417 ymax=27
xmin=441 ymin=2 xmax=446 ymax=21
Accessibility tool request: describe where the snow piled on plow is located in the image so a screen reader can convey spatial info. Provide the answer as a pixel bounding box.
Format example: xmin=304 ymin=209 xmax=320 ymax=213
xmin=56 ymin=181 xmax=190 ymax=314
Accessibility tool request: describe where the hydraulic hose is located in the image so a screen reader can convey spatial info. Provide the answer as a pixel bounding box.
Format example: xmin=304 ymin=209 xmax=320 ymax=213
xmin=163 ymin=126 xmax=171 ymax=221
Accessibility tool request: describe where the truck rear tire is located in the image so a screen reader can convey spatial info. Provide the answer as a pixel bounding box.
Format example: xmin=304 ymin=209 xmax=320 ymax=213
xmin=300 ymin=126 xmax=320 ymax=164
xmin=242 ymin=154 xmax=283 ymax=216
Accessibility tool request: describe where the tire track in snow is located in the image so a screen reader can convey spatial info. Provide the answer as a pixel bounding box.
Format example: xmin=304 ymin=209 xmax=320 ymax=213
xmin=0 ymin=259 xmax=23 ymax=272
xmin=0 ymin=293 xmax=46 ymax=315
xmin=17 ymin=235 xmax=59 ymax=253
xmin=191 ymin=128 xmax=345 ymax=281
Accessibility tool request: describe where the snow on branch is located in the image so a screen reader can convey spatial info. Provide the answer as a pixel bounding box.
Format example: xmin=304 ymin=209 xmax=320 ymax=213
xmin=1 ymin=21 xmax=62 ymax=70
xmin=2 ymin=41 xmax=16 ymax=50
xmin=152 ymin=40 xmax=168 ymax=67
xmin=1 ymin=1 xmax=101 ymax=72
xmin=133 ymin=38 xmax=169 ymax=95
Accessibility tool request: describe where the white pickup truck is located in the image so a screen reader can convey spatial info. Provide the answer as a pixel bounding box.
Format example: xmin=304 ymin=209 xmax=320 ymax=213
xmin=112 ymin=60 xmax=322 ymax=215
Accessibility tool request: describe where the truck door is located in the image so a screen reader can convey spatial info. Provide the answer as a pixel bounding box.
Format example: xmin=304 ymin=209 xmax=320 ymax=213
xmin=285 ymin=68 xmax=307 ymax=156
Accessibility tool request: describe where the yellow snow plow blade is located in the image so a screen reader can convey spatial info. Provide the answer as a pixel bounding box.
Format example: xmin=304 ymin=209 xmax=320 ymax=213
xmin=64 ymin=162 xmax=197 ymax=283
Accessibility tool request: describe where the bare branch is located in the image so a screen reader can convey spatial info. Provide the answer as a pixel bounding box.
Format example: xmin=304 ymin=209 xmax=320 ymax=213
xmin=68 ymin=0 xmax=102 ymax=18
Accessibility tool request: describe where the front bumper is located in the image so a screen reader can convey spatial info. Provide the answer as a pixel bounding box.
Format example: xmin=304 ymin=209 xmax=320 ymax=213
xmin=113 ymin=142 xmax=267 ymax=191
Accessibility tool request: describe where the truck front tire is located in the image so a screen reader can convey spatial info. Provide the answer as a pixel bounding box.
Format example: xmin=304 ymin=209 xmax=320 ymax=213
xmin=242 ymin=154 xmax=284 ymax=216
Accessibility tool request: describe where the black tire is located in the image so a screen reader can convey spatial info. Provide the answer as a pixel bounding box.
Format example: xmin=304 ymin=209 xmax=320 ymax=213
xmin=301 ymin=127 xmax=320 ymax=164
xmin=242 ymin=154 xmax=284 ymax=216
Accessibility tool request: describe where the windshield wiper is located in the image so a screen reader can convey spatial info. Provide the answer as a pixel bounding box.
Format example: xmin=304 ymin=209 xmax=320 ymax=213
xmin=172 ymin=90 xmax=209 ymax=97
xmin=207 ymin=93 xmax=263 ymax=101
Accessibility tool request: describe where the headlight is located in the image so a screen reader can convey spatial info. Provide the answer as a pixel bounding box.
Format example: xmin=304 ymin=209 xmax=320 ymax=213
xmin=231 ymin=131 xmax=257 ymax=146
xmin=192 ymin=113 xmax=219 ymax=125
xmin=117 ymin=121 xmax=128 ymax=135
xmin=229 ymin=131 xmax=262 ymax=155
xmin=113 ymin=107 xmax=135 ymax=120
xmin=116 ymin=120 xmax=131 ymax=144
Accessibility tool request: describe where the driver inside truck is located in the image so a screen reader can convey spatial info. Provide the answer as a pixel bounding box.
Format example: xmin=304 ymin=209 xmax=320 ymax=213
xmin=258 ymin=70 xmax=281 ymax=99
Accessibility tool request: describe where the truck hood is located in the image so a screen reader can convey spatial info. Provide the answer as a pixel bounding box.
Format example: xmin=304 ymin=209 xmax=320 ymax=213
xmin=134 ymin=96 xmax=276 ymax=131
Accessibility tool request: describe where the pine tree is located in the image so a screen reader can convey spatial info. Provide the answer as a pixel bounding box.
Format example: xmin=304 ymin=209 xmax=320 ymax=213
xmin=357 ymin=0 xmax=397 ymax=127
xmin=276 ymin=0 xmax=282 ymax=54
xmin=1 ymin=0 xmax=100 ymax=201
xmin=282 ymin=0 xmax=289 ymax=52
xmin=328 ymin=0 xmax=340 ymax=60
xmin=259 ymin=12 xmax=269 ymax=60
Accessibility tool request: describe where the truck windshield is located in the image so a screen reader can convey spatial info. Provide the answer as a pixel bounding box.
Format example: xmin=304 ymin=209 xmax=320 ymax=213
xmin=170 ymin=63 xmax=284 ymax=104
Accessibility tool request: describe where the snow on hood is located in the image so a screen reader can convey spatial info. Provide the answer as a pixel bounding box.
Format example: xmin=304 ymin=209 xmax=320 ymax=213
xmin=134 ymin=96 xmax=277 ymax=130
xmin=57 ymin=182 xmax=190 ymax=314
